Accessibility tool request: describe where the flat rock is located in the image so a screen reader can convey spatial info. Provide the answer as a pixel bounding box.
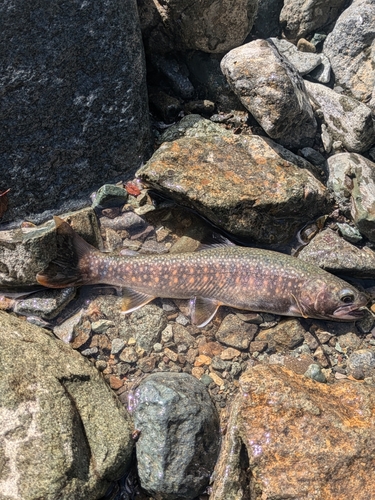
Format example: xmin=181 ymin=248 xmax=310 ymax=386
xmin=280 ymin=0 xmax=348 ymax=40
xmin=221 ymin=39 xmax=317 ymax=149
xmin=327 ymin=153 xmax=375 ymax=241
xmin=270 ymin=38 xmax=322 ymax=75
xmin=138 ymin=117 xmax=330 ymax=244
xmin=0 ymin=0 xmax=150 ymax=225
xmin=298 ymin=228 xmax=375 ymax=277
xmin=133 ymin=372 xmax=220 ymax=500
xmin=0 ymin=311 xmax=133 ymax=500
xmin=215 ymin=314 xmax=257 ymax=350
xmin=256 ymin=318 xmax=305 ymax=351
xmin=305 ymin=80 xmax=375 ymax=153
xmin=211 ymin=364 xmax=375 ymax=499
xmin=323 ymin=0 xmax=375 ymax=104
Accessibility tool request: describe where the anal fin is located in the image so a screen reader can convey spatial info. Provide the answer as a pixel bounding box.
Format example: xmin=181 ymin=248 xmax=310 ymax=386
xmin=190 ymin=296 xmax=221 ymax=327
xmin=121 ymin=288 xmax=156 ymax=314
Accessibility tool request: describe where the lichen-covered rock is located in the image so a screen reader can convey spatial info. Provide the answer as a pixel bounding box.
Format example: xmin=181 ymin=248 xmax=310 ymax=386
xmin=137 ymin=116 xmax=331 ymax=244
xmin=280 ymin=0 xmax=348 ymax=40
xmin=211 ymin=364 xmax=375 ymax=499
xmin=0 ymin=311 xmax=133 ymax=500
xmin=305 ymin=80 xmax=375 ymax=153
xmin=221 ymin=39 xmax=317 ymax=149
xmin=133 ymin=372 xmax=220 ymax=500
xmin=323 ymin=0 xmax=375 ymax=104
xmin=327 ymin=153 xmax=375 ymax=241
xmin=0 ymin=0 xmax=150 ymax=224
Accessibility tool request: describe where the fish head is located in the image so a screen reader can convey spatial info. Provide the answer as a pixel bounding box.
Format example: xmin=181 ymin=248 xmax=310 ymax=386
xmin=294 ymin=278 xmax=368 ymax=321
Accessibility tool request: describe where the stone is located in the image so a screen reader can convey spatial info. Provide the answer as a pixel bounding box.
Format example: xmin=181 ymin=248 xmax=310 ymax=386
xmin=137 ymin=117 xmax=330 ymax=245
xmin=122 ymin=304 xmax=168 ymax=352
xmin=270 ymin=38 xmax=322 ymax=75
xmin=0 ymin=208 xmax=101 ymax=288
xmin=252 ymin=0 xmax=284 ymax=38
xmin=298 ymin=228 xmax=375 ymax=277
xmin=221 ymin=39 xmax=317 ymax=149
xmin=305 ymin=80 xmax=375 ymax=153
xmin=0 ymin=311 xmax=133 ymax=500
xmin=138 ymin=0 xmax=258 ymax=54
xmin=0 ymin=0 xmax=150 ymax=225
xmin=280 ymin=0 xmax=348 ymax=40
xmin=256 ymin=318 xmax=305 ymax=351
xmin=133 ymin=372 xmax=220 ymax=499
xmin=215 ymin=314 xmax=257 ymax=350
xmin=307 ymin=54 xmax=332 ymax=84
xmin=13 ymin=287 xmax=76 ymax=320
xmin=327 ymin=153 xmax=375 ymax=242
xmin=91 ymin=184 xmax=128 ymax=209
xmin=221 ymin=348 xmax=241 ymax=360
xmin=323 ymin=0 xmax=375 ymax=104
xmin=347 ymin=349 xmax=375 ymax=379
xmin=211 ymin=364 xmax=375 ymax=499
xmin=304 ymin=363 xmax=327 ymax=383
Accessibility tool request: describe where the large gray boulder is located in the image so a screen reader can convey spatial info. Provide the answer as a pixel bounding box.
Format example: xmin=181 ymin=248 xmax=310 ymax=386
xmin=0 ymin=0 xmax=151 ymax=225
xmin=0 ymin=311 xmax=133 ymax=500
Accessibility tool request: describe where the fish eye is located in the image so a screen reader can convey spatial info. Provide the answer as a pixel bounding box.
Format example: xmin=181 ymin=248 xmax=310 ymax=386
xmin=339 ymin=289 xmax=355 ymax=304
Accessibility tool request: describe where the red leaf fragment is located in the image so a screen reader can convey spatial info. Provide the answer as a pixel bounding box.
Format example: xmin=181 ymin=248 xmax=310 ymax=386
xmin=124 ymin=181 xmax=141 ymax=197
xmin=0 ymin=188 xmax=10 ymax=218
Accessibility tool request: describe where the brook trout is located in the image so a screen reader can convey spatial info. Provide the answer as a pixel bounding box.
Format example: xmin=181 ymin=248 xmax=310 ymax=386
xmin=36 ymin=217 xmax=368 ymax=327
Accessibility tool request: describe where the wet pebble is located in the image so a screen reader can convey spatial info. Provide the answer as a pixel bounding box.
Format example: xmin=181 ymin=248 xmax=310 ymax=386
xmin=304 ymin=363 xmax=327 ymax=383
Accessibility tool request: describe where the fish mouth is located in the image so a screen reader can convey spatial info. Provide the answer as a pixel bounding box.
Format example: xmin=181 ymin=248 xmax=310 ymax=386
xmin=332 ymin=305 xmax=367 ymax=321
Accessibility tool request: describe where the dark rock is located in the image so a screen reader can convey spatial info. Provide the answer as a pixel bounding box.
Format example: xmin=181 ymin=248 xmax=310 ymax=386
xmin=123 ymin=304 xmax=168 ymax=352
xmin=0 ymin=0 xmax=150 ymax=225
xmin=257 ymin=318 xmax=305 ymax=351
xmin=92 ymin=185 xmax=128 ymax=209
xmin=347 ymin=349 xmax=375 ymax=379
xmin=215 ymin=314 xmax=257 ymax=350
xmin=253 ymin=0 xmax=284 ymax=38
xmin=133 ymin=372 xmax=220 ymax=499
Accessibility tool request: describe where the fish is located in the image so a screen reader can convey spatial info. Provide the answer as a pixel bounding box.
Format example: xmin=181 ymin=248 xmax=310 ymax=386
xmin=36 ymin=216 xmax=369 ymax=327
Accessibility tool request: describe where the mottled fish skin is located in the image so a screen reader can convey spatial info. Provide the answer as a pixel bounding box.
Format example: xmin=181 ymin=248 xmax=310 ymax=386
xmin=36 ymin=217 xmax=368 ymax=326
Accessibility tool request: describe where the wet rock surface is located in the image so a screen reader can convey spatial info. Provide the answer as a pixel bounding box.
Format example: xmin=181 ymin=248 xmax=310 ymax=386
xmin=133 ymin=372 xmax=220 ymax=499
xmin=211 ymin=364 xmax=375 ymax=500
xmin=138 ymin=116 xmax=330 ymax=244
xmin=0 ymin=311 xmax=133 ymax=500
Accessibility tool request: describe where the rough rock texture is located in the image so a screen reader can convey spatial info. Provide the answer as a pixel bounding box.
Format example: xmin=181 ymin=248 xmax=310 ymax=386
xmin=211 ymin=364 xmax=375 ymax=500
xmin=327 ymin=153 xmax=375 ymax=241
xmin=323 ymin=0 xmax=375 ymax=105
xmin=271 ymin=38 xmax=322 ymax=75
xmin=221 ymin=39 xmax=317 ymax=149
xmin=256 ymin=318 xmax=305 ymax=351
xmin=305 ymin=80 xmax=375 ymax=153
xmin=252 ymin=0 xmax=284 ymax=38
xmin=0 ymin=311 xmax=133 ymax=500
xmin=133 ymin=372 xmax=220 ymax=500
xmin=137 ymin=116 xmax=331 ymax=244
xmin=0 ymin=0 xmax=151 ymax=225
xmin=280 ymin=0 xmax=348 ymax=40
xmin=298 ymin=228 xmax=375 ymax=277
xmin=138 ymin=0 xmax=258 ymax=54
xmin=0 ymin=208 xmax=101 ymax=288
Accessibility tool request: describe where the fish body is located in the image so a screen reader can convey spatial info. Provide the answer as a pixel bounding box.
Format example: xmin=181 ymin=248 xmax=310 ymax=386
xmin=36 ymin=217 xmax=368 ymax=326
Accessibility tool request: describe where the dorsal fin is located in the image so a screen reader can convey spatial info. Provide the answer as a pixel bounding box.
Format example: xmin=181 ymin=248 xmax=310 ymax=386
xmin=190 ymin=296 xmax=221 ymax=327
xmin=198 ymin=232 xmax=235 ymax=251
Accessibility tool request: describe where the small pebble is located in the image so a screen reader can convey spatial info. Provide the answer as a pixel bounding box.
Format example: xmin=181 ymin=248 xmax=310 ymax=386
xmin=304 ymin=363 xmax=327 ymax=383
xmin=111 ymin=338 xmax=126 ymax=355
xmin=81 ymin=347 xmax=98 ymax=356
xmin=176 ymin=313 xmax=190 ymax=326
xmin=161 ymin=325 xmax=174 ymax=343
xmin=91 ymin=319 xmax=115 ymax=333
xmin=220 ymin=347 xmax=241 ymax=360
xmin=153 ymin=342 xmax=163 ymax=353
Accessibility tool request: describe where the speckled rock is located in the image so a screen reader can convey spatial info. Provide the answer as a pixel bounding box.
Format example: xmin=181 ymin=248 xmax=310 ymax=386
xmin=0 ymin=208 xmax=101 ymax=288
xmin=137 ymin=116 xmax=330 ymax=244
xmin=0 ymin=0 xmax=150 ymax=225
xmin=270 ymin=38 xmax=322 ymax=75
xmin=211 ymin=364 xmax=375 ymax=500
xmin=347 ymin=349 xmax=375 ymax=379
xmin=0 ymin=311 xmax=133 ymax=500
xmin=323 ymin=0 xmax=375 ymax=105
xmin=122 ymin=304 xmax=168 ymax=352
xmin=305 ymin=80 xmax=375 ymax=153
xmin=133 ymin=372 xmax=220 ymax=500
xmin=280 ymin=0 xmax=348 ymax=40
xmin=215 ymin=314 xmax=257 ymax=350
xmin=221 ymin=39 xmax=317 ymax=149
xmin=327 ymin=153 xmax=375 ymax=241
xmin=256 ymin=318 xmax=305 ymax=351
xmin=298 ymin=228 xmax=375 ymax=277
xmin=138 ymin=0 xmax=258 ymax=54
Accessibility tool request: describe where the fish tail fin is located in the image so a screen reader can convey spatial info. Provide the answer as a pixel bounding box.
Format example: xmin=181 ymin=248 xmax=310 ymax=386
xmin=36 ymin=216 xmax=97 ymax=288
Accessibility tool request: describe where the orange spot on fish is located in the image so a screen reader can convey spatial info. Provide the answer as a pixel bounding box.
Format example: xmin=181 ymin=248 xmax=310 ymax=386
xmin=189 ymin=277 xmax=195 ymax=284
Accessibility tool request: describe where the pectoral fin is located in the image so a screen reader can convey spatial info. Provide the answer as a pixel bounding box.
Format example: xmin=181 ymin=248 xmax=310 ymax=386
xmin=190 ymin=296 xmax=221 ymax=327
xmin=121 ymin=288 xmax=156 ymax=314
